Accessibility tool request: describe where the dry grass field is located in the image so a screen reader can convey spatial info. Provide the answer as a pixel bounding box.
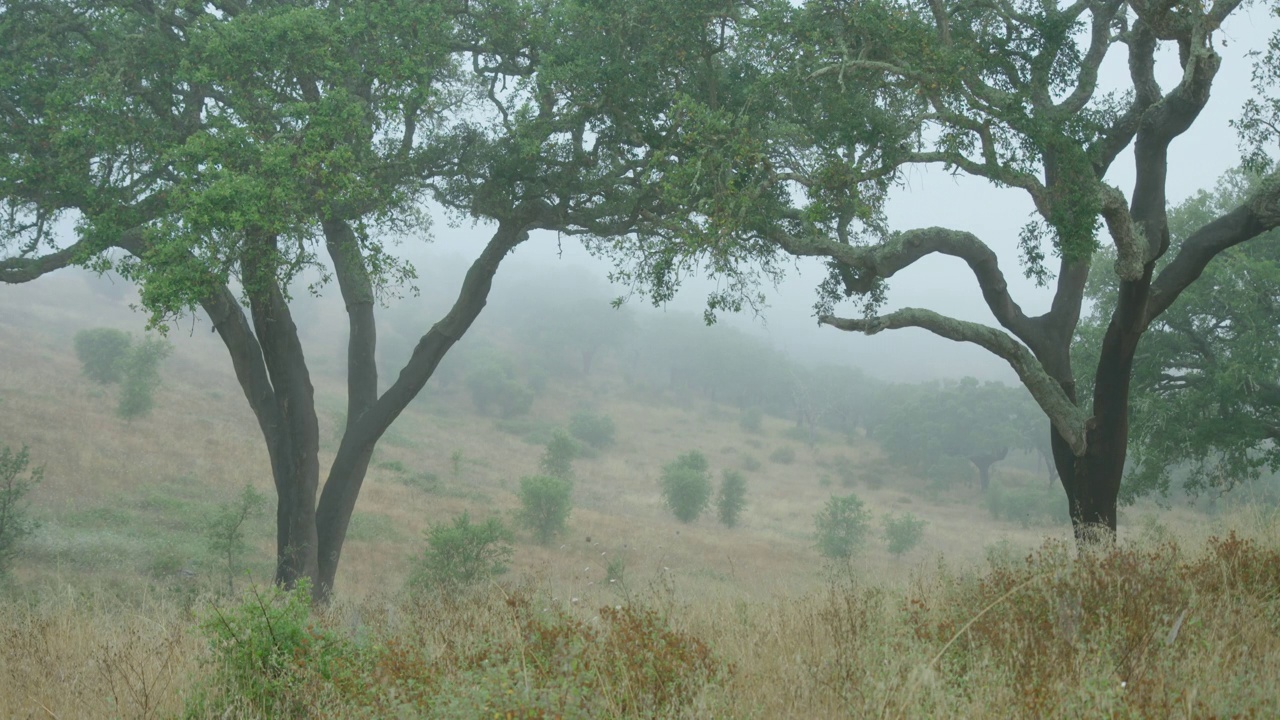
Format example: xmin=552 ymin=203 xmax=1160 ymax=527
xmin=1 ymin=274 xmax=1279 ymax=718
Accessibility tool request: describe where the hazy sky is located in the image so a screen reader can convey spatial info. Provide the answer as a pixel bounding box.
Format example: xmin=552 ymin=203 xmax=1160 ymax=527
xmin=8 ymin=6 xmax=1277 ymax=385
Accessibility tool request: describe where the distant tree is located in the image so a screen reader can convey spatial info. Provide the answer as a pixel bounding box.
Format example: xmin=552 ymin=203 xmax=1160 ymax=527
xmin=116 ymin=336 xmax=173 ymax=419
xmin=539 ymin=430 xmax=580 ymax=480
xmin=0 ymin=445 xmax=41 ymax=579
xmin=660 ymin=451 xmax=714 ymax=523
xmin=74 ymin=329 xmax=132 ymax=384
xmin=716 ymin=469 xmax=748 ymax=528
xmin=878 ymin=379 xmax=1036 ymax=492
xmin=814 ymin=494 xmax=871 ymax=560
xmin=516 ymin=475 xmax=573 ymax=545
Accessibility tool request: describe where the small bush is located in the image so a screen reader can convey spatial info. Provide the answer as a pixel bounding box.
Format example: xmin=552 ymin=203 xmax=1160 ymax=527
xmin=117 ymin=336 xmax=172 ymax=419
xmin=882 ymin=512 xmax=927 ymax=556
xmin=769 ymin=446 xmax=796 ymax=464
xmin=409 ymin=512 xmax=514 ymax=591
xmin=192 ymin=580 xmax=351 ymax=717
xmin=0 ymin=444 xmax=42 ymax=578
xmin=74 ymin=327 xmax=132 ymax=384
xmin=739 ymin=407 xmax=764 ymax=433
xmin=206 ymin=484 xmax=268 ymax=595
xmin=539 ymin=429 xmax=580 ymax=479
xmin=517 ymin=475 xmax=573 ymax=545
xmin=814 ymin=493 xmax=872 ymax=560
xmin=568 ymin=412 xmax=616 ymax=449
xmin=716 ymin=470 xmax=748 ymax=528
xmin=660 ymin=451 xmax=713 ymax=523
xmin=740 ymin=454 xmax=762 ymax=472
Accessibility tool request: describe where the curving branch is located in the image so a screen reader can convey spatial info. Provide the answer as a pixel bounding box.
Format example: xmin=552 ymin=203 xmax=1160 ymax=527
xmin=0 ymin=236 xmax=107 ymax=283
xmin=820 ymin=308 xmax=1090 ymax=454
xmin=773 ymin=226 xmax=1037 ymax=343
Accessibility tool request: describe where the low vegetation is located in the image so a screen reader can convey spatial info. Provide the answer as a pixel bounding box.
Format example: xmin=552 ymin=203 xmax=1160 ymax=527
xmin=659 ymin=451 xmax=714 ymax=524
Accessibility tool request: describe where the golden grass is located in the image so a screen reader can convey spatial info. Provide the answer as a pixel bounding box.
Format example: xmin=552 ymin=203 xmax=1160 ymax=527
xmin=2 ymin=278 xmax=1278 ymax=717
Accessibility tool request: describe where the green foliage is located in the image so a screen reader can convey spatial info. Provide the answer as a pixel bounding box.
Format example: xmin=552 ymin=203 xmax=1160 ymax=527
xmin=467 ymin=362 xmax=535 ymax=418
xmin=116 ymin=335 xmax=172 ymax=419
xmin=0 ymin=444 xmax=42 ymax=578
xmin=538 ymin=429 xmax=580 ymax=479
xmin=1079 ymin=169 xmax=1280 ymax=502
xmin=73 ymin=328 xmax=132 ymax=384
xmin=192 ymin=580 xmax=351 ymax=718
xmin=814 ymin=493 xmax=872 ymax=560
xmin=659 ymin=451 xmax=713 ymax=524
xmin=739 ymin=454 xmax=762 ymax=472
xmin=568 ymin=412 xmax=616 ymax=449
xmin=882 ymin=512 xmax=927 ymax=556
xmin=828 ymin=455 xmax=860 ymax=488
xmin=739 ymin=406 xmax=764 ymax=433
xmin=408 ymin=512 xmax=513 ymax=592
xmin=517 ymin=475 xmax=573 ymax=545
xmin=769 ymin=446 xmax=796 ymax=464
xmin=716 ymin=469 xmax=748 ymax=528
xmin=205 ymin=484 xmax=268 ymax=595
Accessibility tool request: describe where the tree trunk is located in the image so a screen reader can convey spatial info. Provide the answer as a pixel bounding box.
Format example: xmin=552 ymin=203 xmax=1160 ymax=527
xmin=582 ymin=348 xmax=595 ymax=375
xmin=968 ymin=447 xmax=1007 ymax=492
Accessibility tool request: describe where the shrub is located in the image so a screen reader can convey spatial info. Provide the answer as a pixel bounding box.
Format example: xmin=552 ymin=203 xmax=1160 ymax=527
xmin=814 ymin=493 xmax=872 ymax=560
xmin=716 ymin=470 xmax=748 ymax=528
xmin=739 ymin=406 xmax=764 ymax=433
xmin=117 ymin=336 xmax=172 ymax=419
xmin=206 ymin=484 xmax=268 ymax=594
xmin=740 ymin=454 xmax=762 ymax=472
xmin=74 ymin=327 xmax=132 ymax=384
xmin=0 ymin=444 xmax=42 ymax=578
xmin=192 ymin=580 xmax=351 ymax=718
xmin=568 ymin=412 xmax=616 ymax=449
xmin=409 ymin=512 xmax=514 ymax=591
xmin=769 ymin=446 xmax=796 ymax=464
xmin=882 ymin=512 xmax=927 ymax=556
xmin=517 ymin=475 xmax=573 ymax=545
xmin=660 ymin=451 xmax=713 ymax=523
xmin=539 ymin=429 xmax=580 ymax=479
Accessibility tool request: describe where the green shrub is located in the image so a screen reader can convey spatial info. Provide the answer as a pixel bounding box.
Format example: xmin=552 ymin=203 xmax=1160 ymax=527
xmin=74 ymin=328 xmax=132 ymax=384
xmin=739 ymin=407 xmax=763 ymax=433
xmin=882 ymin=512 xmax=927 ymax=556
xmin=739 ymin=454 xmax=762 ymax=472
xmin=517 ymin=475 xmax=573 ymax=545
xmin=117 ymin=336 xmax=172 ymax=419
xmin=409 ymin=512 xmax=514 ymax=591
xmin=0 ymin=444 xmax=42 ymax=578
xmin=539 ymin=429 xmax=580 ymax=479
xmin=814 ymin=493 xmax=872 ymax=560
xmin=191 ymin=580 xmax=351 ymax=718
xmin=660 ymin=451 xmax=713 ymax=524
xmin=769 ymin=446 xmax=796 ymax=464
xmin=206 ymin=484 xmax=268 ymax=595
xmin=716 ymin=470 xmax=748 ymax=528
xmin=568 ymin=412 xmax=616 ymax=449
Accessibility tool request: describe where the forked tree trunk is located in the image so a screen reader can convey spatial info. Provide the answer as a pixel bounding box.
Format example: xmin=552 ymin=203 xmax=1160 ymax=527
xmin=968 ymin=446 xmax=1008 ymax=493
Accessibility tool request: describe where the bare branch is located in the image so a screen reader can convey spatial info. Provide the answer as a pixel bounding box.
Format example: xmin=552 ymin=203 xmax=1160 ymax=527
xmin=820 ymin=308 xmax=1089 ymax=453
